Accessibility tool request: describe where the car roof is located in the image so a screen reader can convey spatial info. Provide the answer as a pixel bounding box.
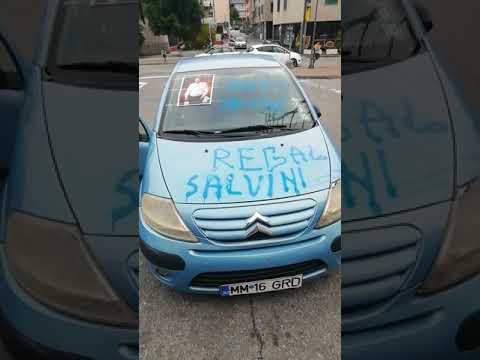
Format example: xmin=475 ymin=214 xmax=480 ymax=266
xmin=175 ymin=54 xmax=281 ymax=72
xmin=251 ymin=43 xmax=279 ymax=48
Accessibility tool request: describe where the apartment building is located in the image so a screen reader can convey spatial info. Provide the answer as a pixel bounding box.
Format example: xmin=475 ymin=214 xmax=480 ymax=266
xmin=245 ymin=0 xmax=252 ymax=20
xmin=272 ymin=0 xmax=340 ymax=49
xmin=213 ymin=0 xmax=230 ymax=24
xmin=251 ymin=0 xmax=273 ymax=40
xmin=231 ymin=0 xmax=248 ymax=19
xmin=201 ymin=0 xmax=215 ymax=25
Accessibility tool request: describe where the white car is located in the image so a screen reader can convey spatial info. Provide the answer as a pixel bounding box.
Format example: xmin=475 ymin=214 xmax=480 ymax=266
xmin=233 ymin=37 xmax=247 ymax=49
xmin=247 ymin=44 xmax=302 ymax=67
xmin=195 ymin=46 xmax=239 ymax=57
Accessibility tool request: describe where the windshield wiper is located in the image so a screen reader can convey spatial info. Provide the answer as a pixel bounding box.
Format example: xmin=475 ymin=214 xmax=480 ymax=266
xmin=162 ymin=129 xmax=219 ymax=137
xmin=56 ymin=61 xmax=137 ymax=73
xmin=218 ymin=124 xmax=295 ymax=134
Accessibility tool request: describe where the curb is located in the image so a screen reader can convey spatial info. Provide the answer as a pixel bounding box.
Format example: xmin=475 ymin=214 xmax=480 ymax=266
xmin=140 ymin=62 xmax=178 ymax=66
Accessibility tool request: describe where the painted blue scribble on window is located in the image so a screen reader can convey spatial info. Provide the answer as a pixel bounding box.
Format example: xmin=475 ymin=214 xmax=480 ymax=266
xmin=220 ymin=79 xmax=289 ymax=113
xmin=185 ymin=145 xmax=328 ymax=201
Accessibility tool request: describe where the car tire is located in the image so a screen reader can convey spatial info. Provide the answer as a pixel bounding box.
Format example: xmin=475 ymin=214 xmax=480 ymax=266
xmin=292 ymin=59 xmax=298 ymax=67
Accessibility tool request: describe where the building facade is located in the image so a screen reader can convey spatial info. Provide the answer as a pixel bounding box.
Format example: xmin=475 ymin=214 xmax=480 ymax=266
xmin=231 ymin=0 xmax=247 ymax=20
xmin=272 ymin=0 xmax=341 ymax=50
xmin=213 ymin=0 xmax=231 ymax=24
xmin=201 ymin=0 xmax=215 ymax=25
xmin=251 ymin=0 xmax=273 ymax=40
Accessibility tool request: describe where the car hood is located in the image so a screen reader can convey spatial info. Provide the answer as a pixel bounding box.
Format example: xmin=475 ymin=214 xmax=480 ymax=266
xmin=42 ymin=82 xmax=137 ymax=236
xmin=343 ymin=53 xmax=455 ymax=221
xmin=157 ymin=127 xmax=332 ymax=204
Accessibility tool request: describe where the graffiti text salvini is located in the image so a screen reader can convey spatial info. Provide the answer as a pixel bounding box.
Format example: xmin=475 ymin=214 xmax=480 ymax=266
xmin=185 ymin=145 xmax=327 ymax=201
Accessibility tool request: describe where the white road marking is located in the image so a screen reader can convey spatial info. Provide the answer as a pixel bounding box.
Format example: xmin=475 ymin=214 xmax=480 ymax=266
xmin=298 ymin=79 xmax=341 ymax=94
xmin=139 ymin=81 xmax=147 ymax=89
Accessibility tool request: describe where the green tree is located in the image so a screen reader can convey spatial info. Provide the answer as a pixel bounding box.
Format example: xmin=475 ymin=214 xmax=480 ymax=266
xmin=230 ymin=5 xmax=240 ymax=24
xmin=143 ymin=0 xmax=203 ymax=43
xmin=139 ymin=21 xmax=145 ymax=47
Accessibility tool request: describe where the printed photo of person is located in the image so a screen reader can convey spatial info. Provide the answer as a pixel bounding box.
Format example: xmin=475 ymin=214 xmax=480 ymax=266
xmin=177 ymin=74 xmax=215 ymax=106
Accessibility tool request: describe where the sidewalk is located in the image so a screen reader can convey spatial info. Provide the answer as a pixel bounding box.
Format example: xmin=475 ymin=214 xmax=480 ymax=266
xmin=291 ymin=65 xmax=340 ymax=79
xmin=139 ymin=50 xmax=201 ymax=65
xmin=139 ymin=52 xmax=340 ymax=79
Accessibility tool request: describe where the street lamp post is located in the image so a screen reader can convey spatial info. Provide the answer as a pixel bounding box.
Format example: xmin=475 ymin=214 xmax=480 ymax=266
xmin=309 ymin=0 xmax=319 ymax=68
xmin=299 ymin=0 xmax=308 ymax=54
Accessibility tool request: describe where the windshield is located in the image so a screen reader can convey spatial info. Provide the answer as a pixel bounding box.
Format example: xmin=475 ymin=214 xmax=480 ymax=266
xmin=342 ymin=0 xmax=424 ymax=74
xmin=46 ymin=0 xmax=137 ymax=89
xmin=159 ymin=67 xmax=316 ymax=140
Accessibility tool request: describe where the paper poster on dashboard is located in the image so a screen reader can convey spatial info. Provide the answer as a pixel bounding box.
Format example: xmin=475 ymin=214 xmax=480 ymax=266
xmin=177 ymin=74 xmax=215 ymax=106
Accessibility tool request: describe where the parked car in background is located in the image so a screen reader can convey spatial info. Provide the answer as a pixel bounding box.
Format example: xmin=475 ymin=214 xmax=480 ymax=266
xmin=262 ymin=40 xmax=283 ymax=47
xmin=247 ymin=44 xmax=302 ymax=67
xmin=195 ymin=46 xmax=238 ymax=57
xmin=233 ymin=36 xmax=247 ymax=49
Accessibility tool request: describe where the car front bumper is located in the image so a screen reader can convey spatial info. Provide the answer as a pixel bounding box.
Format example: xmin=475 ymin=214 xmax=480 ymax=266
xmin=342 ymin=201 xmax=480 ymax=359
xmin=343 ymin=275 xmax=480 ymax=359
xmin=140 ymin=214 xmax=340 ymax=294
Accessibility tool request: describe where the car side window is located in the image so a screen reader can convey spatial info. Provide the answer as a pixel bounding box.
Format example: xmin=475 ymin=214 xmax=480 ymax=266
xmin=0 ymin=37 xmax=23 ymax=90
xmin=139 ymin=119 xmax=149 ymax=142
xmin=262 ymin=46 xmax=273 ymax=52
xmin=274 ymin=47 xmax=287 ymax=53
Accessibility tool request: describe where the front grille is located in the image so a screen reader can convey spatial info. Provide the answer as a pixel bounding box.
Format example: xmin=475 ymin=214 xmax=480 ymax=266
xmin=193 ymin=199 xmax=317 ymax=243
xmin=342 ymin=226 xmax=421 ymax=314
xmin=191 ymin=260 xmax=326 ymax=288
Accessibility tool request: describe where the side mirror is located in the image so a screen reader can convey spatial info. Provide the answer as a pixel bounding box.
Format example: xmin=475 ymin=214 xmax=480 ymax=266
xmin=313 ymin=105 xmax=322 ymax=118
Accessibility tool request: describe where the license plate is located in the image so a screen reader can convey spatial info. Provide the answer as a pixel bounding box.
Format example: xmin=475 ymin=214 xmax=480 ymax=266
xmin=219 ymin=275 xmax=303 ymax=297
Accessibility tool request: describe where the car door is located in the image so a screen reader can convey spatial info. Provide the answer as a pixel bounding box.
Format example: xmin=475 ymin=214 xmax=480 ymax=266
xmin=256 ymin=45 xmax=273 ymax=57
xmin=0 ymin=34 xmax=24 ymax=181
xmin=139 ymin=118 xmax=150 ymax=179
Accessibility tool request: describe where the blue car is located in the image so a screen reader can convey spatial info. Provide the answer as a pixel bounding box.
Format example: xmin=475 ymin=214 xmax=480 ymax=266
xmin=0 ymin=1 xmax=138 ymax=359
xmin=342 ymin=1 xmax=480 ymax=359
xmin=139 ymin=54 xmax=341 ymax=295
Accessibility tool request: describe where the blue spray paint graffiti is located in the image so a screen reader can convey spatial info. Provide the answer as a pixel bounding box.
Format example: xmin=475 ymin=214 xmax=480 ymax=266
xmin=220 ymin=79 xmax=290 ymax=113
xmin=342 ymin=99 xmax=449 ymax=214
xmin=111 ymin=169 xmax=137 ymax=231
xmin=185 ymin=144 xmax=328 ymax=201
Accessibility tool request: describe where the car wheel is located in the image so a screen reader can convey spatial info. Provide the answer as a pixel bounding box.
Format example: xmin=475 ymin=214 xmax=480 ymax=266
xmin=292 ymin=58 xmax=298 ymax=67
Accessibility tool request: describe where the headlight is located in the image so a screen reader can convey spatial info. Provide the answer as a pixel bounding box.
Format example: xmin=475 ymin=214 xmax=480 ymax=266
xmin=418 ymin=180 xmax=480 ymax=294
xmin=141 ymin=193 xmax=197 ymax=242
xmin=6 ymin=211 xmax=137 ymax=327
xmin=315 ymin=180 xmax=341 ymax=228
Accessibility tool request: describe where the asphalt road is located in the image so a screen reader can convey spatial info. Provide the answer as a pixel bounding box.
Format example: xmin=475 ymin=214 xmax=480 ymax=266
xmin=139 ymin=60 xmax=341 ymax=360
